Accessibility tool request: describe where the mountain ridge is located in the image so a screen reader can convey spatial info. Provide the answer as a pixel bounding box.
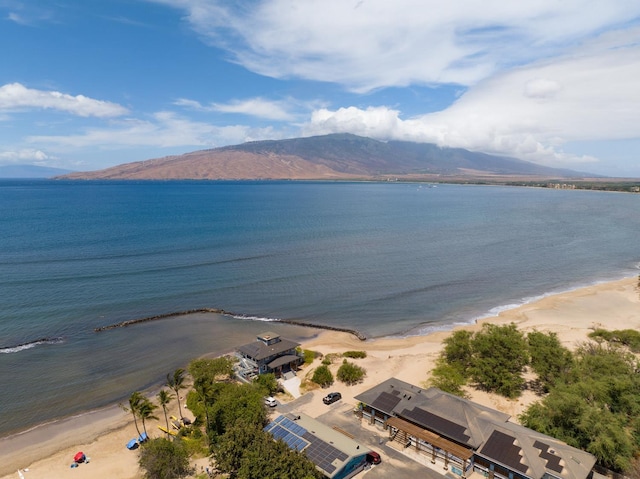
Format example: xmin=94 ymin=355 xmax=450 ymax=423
xmin=60 ymin=134 xmax=596 ymax=180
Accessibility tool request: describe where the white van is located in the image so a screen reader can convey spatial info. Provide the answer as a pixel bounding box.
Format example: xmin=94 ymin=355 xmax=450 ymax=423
xmin=264 ymin=396 xmax=277 ymax=407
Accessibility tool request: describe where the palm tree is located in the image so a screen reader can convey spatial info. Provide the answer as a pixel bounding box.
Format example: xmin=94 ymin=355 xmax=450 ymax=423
xmin=193 ymin=377 xmax=214 ymax=446
xmin=121 ymin=391 xmax=144 ymax=437
xmin=137 ymin=397 xmax=158 ymax=438
xmin=167 ymin=368 xmax=186 ymax=420
xmin=157 ymin=389 xmax=173 ymax=437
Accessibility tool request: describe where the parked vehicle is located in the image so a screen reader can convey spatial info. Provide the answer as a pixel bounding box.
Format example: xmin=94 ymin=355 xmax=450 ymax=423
xmin=366 ymin=450 xmax=382 ymax=464
xmin=264 ymin=396 xmax=277 ymax=407
xmin=323 ymin=392 xmax=342 ymax=404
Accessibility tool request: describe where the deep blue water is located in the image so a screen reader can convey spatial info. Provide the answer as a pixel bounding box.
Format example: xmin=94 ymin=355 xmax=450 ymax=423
xmin=0 ymin=180 xmax=638 ymax=436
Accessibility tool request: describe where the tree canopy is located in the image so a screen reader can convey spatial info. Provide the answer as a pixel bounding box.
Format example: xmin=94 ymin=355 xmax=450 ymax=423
xmin=469 ymin=323 xmax=529 ymax=398
xmin=520 ymin=342 xmax=640 ymax=472
xmin=138 ymin=438 xmax=191 ymax=479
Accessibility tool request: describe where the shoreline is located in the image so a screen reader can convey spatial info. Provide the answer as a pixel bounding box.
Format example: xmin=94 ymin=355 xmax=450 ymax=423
xmin=1 ymin=275 xmax=639 ymax=478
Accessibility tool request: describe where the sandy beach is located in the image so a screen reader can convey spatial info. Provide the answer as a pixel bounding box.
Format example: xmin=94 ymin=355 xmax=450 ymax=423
xmin=2 ymin=276 xmax=638 ymax=479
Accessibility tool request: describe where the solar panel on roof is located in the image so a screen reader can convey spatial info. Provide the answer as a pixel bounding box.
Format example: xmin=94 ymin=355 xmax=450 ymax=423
xmin=264 ymin=417 xmax=311 ymax=453
xmin=275 ymin=426 xmax=291 ymax=440
xmin=533 ymin=440 xmax=564 ymax=473
xmin=301 ymin=430 xmax=349 ymax=474
xmin=480 ymin=430 xmax=528 ymax=473
xmin=370 ymin=391 xmax=402 ymax=413
xmin=402 ymin=407 xmax=471 ymax=445
xmin=264 ymin=416 xmax=354 ymax=475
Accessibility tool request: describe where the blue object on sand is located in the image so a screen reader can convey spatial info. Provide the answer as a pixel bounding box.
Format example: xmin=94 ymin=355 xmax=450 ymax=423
xmin=126 ymin=439 xmax=138 ymax=450
xmin=138 ymin=432 xmax=148 ymax=443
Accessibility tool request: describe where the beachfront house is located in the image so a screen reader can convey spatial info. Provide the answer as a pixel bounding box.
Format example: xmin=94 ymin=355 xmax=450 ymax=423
xmin=355 ymin=378 xmax=596 ymax=479
xmin=235 ymin=332 xmax=303 ymax=378
xmin=265 ymin=412 xmax=371 ymax=479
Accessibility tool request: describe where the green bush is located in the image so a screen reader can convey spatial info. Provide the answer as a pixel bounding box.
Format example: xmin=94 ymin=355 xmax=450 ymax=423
xmin=337 ymin=360 xmax=366 ymax=385
xmin=311 ymin=365 xmax=334 ymax=387
xmin=342 ymin=350 xmax=367 ymax=359
xmin=139 ymin=438 xmax=191 ymax=479
xmin=253 ymin=373 xmax=278 ymax=395
xmin=589 ymin=328 xmax=640 ymax=353
xmin=429 ymin=360 xmax=467 ymax=397
xmin=303 ymin=349 xmax=316 ymax=365
xmin=469 ymin=323 xmax=529 ymax=398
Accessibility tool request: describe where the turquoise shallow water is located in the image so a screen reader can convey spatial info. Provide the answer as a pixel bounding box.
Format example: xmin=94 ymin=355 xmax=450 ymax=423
xmin=0 ymin=180 xmax=638 ymax=436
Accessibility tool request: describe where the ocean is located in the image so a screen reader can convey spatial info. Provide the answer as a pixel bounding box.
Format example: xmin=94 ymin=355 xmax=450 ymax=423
xmin=0 ymin=179 xmax=638 ymax=437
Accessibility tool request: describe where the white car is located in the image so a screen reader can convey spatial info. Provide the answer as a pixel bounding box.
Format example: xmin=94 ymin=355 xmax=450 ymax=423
xmin=264 ymin=396 xmax=277 ymax=407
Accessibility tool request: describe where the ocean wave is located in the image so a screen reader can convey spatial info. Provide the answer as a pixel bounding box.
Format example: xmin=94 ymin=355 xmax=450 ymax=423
xmin=473 ymin=273 xmax=638 ymax=323
xmin=231 ymin=314 xmax=279 ymax=322
xmin=0 ymin=337 xmax=64 ymax=354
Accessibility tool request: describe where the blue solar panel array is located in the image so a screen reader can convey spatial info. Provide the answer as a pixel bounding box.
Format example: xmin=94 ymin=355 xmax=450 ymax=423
xmin=264 ymin=416 xmax=310 ymax=452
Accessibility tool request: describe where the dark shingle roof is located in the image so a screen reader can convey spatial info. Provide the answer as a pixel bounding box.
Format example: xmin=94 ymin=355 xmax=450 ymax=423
xmin=355 ymin=378 xmax=596 ymax=479
xmin=236 ymin=336 xmax=299 ymax=361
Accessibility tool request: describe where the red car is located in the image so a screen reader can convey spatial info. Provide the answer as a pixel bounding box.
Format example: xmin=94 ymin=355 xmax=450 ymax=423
xmin=366 ymin=451 xmax=381 ymax=464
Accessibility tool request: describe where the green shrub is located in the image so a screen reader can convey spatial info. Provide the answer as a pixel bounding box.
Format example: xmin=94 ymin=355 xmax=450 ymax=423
xmin=342 ymin=350 xmax=367 ymax=359
xmin=337 ymin=360 xmax=366 ymax=385
xmin=303 ymin=349 xmax=316 ymax=365
xmin=253 ymin=373 xmax=278 ymax=395
xmin=139 ymin=438 xmax=191 ymax=479
xmin=311 ymin=365 xmax=334 ymax=387
xmin=429 ymin=360 xmax=467 ymax=397
xmin=589 ymin=329 xmax=640 ymax=353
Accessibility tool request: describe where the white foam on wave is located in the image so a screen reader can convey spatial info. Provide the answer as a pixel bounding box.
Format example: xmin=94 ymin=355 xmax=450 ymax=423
xmin=0 ymin=343 xmax=38 ymax=354
xmin=385 ymin=272 xmax=638 ymax=341
xmin=0 ymin=337 xmax=64 ymax=354
xmin=474 ymin=273 xmax=637 ymax=323
xmin=231 ymin=314 xmax=279 ymax=322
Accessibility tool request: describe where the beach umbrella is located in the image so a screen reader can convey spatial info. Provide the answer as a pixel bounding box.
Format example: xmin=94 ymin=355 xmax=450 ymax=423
xmin=73 ymin=451 xmax=85 ymax=462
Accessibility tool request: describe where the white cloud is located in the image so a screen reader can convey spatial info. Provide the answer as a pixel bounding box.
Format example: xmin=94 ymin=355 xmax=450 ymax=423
xmin=150 ymin=0 xmax=640 ymax=92
xmin=7 ymin=11 xmax=28 ymax=25
xmin=26 ymin=111 xmax=284 ymax=151
xmin=0 ymin=83 xmax=129 ymax=118
xmin=303 ymin=26 xmax=640 ymax=171
xmin=0 ymin=148 xmax=51 ymax=164
xmin=305 ymin=106 xmax=402 ymax=139
xmin=523 ymin=79 xmax=562 ymax=100
xmin=175 ymin=96 xmax=296 ymax=120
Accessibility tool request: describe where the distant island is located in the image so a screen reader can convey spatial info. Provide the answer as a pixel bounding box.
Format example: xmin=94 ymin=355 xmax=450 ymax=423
xmin=48 ymin=133 xmax=638 ymax=191
xmin=0 ymin=164 xmax=74 ymax=179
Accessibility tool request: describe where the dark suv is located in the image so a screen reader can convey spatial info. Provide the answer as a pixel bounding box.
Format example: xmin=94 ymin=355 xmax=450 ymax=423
xmin=323 ymin=392 xmax=342 ymax=404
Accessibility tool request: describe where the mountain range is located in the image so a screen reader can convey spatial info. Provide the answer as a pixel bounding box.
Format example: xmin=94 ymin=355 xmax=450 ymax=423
xmin=61 ymin=134 xmax=593 ymax=181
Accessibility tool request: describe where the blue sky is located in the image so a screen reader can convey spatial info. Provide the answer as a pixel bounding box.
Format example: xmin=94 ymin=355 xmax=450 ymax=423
xmin=1 ymin=1 xmax=640 ymax=177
